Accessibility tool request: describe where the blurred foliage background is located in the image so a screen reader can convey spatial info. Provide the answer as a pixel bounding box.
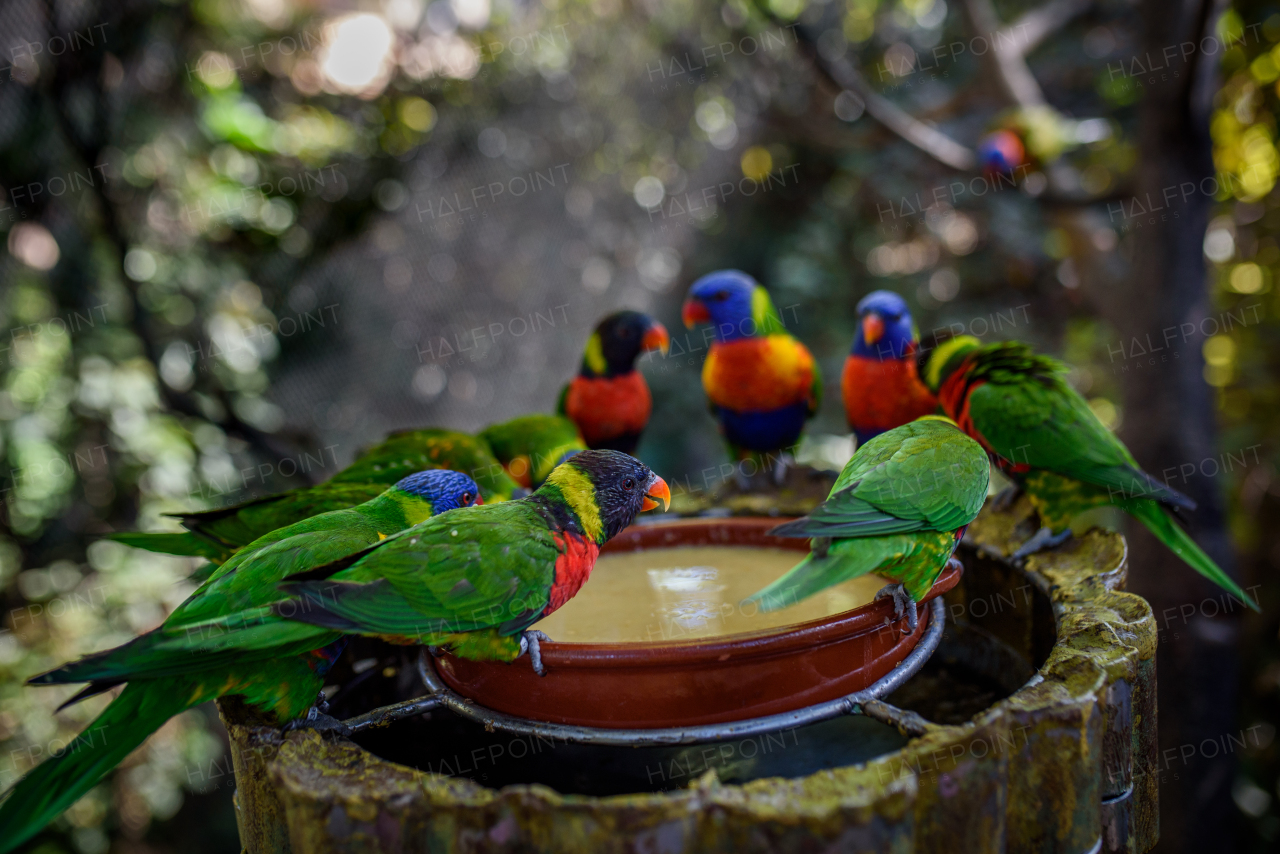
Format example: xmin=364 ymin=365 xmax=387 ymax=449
xmin=0 ymin=0 xmax=1278 ymax=851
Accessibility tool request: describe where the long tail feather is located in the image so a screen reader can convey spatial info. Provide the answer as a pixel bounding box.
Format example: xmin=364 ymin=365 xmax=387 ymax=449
xmin=30 ymin=609 xmax=326 ymax=687
xmin=747 ymin=537 xmax=901 ymax=612
xmin=105 ymin=531 xmax=232 ymax=562
xmin=1126 ymin=499 xmax=1259 ymax=611
xmin=54 ymin=681 xmax=122 ymax=712
xmin=0 ymin=683 xmax=197 ymax=854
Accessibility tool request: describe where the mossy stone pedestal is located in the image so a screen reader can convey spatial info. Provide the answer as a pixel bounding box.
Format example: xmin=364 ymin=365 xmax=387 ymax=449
xmin=218 ymin=496 xmax=1157 ymax=853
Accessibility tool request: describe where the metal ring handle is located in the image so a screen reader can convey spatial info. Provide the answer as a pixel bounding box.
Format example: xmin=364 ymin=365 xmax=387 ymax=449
xmin=344 ymin=597 xmax=945 ymax=744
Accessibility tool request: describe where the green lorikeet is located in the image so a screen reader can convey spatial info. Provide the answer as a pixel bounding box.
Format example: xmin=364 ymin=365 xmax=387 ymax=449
xmin=681 ymin=270 xmax=821 ymax=483
xmin=329 ymin=428 xmax=524 ymax=499
xmin=749 ymin=416 xmax=989 ymax=634
xmin=0 ymin=469 xmax=482 ymax=854
xmin=557 ymin=310 xmax=670 ymax=455
xmin=106 ymin=429 xmax=522 ymax=566
xmin=922 ymin=336 xmax=1258 ymax=610
xmin=480 ymin=413 xmax=588 ymax=489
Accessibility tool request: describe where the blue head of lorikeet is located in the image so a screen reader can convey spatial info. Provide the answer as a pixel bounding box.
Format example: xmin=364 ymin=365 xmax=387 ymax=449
xmin=852 ymin=290 xmax=918 ymax=361
xmin=682 ymin=269 xmax=766 ymax=343
xmin=842 ymin=290 xmax=938 ymax=446
xmin=393 ymin=469 xmax=483 ymax=511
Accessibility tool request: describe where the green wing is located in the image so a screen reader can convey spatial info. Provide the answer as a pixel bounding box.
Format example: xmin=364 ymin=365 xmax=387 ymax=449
xmin=964 ymin=354 xmax=1193 ymax=510
xmin=335 ymin=428 xmax=520 ymax=501
xmin=282 ymin=502 xmax=561 ymax=638
xmin=750 ymin=532 xmax=948 ymax=609
xmin=556 ymin=383 xmax=569 ymax=416
xmin=176 ymin=482 xmax=389 ymax=551
xmin=480 ymin=415 xmax=584 ymax=460
xmin=480 ymin=415 xmax=587 ymax=486
xmin=106 ymin=430 xmax=521 ymax=562
xmin=33 ymin=512 xmax=382 ymax=690
xmin=104 ymin=531 xmax=234 ymax=562
xmin=773 ymin=419 xmax=988 ymax=539
xmin=103 ymin=484 xmax=387 ymax=562
xmin=168 ymin=509 xmax=383 ymax=626
xmin=180 ymin=430 xmax=519 ymax=551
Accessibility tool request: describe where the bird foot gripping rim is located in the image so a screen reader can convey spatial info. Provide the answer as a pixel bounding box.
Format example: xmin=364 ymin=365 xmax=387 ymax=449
xmin=339 ymin=597 xmax=946 ymax=745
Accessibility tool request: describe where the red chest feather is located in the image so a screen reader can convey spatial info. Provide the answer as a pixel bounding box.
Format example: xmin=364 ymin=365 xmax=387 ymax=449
xmin=564 ymin=373 xmax=652 ymax=444
xmin=841 ymin=356 xmax=938 ymax=431
xmin=544 ymin=532 xmax=601 ymax=616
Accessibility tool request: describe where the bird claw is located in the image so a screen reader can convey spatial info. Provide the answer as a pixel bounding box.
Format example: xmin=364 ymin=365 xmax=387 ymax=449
xmin=1011 ymin=526 xmax=1073 ymax=564
xmin=875 ymin=583 xmax=918 ymax=635
xmin=772 ymin=455 xmax=789 ymax=487
xmin=519 ymin=630 xmax=552 ymax=676
xmin=283 ymin=695 xmax=352 ymax=739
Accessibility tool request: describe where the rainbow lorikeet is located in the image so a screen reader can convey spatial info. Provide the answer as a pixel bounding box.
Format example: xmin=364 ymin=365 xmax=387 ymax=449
xmin=2 ymin=453 xmax=669 ymax=852
xmin=330 ymin=428 xmax=523 ymax=499
xmin=557 ymin=311 xmax=670 ymax=455
xmin=480 ymin=414 xmax=587 ymax=489
xmin=842 ymin=291 xmax=939 ymax=445
xmin=980 ymin=106 xmax=1086 ymax=177
xmin=977 ymin=129 xmax=1027 ymax=178
xmin=682 ymin=270 xmax=821 ymax=480
xmin=0 ymin=468 xmax=482 ymax=854
xmin=750 ymin=416 xmax=988 ymax=634
xmin=107 ymin=429 xmax=522 ymax=565
xmin=923 ymin=336 xmax=1258 ymax=610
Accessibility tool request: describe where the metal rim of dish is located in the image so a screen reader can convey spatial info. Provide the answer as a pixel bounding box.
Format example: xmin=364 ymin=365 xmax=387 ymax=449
xmin=340 ymin=596 xmax=945 ymax=745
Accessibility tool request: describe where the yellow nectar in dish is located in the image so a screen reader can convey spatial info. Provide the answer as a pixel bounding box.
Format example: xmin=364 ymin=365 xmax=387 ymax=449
xmin=533 ymin=545 xmax=886 ymax=643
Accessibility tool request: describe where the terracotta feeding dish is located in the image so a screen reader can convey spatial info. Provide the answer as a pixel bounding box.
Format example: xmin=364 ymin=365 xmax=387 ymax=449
xmin=436 ymin=517 xmax=959 ymax=728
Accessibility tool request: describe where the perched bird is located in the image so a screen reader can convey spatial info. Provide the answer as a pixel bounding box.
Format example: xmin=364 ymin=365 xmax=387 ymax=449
xmin=281 ymin=449 xmax=669 ymax=671
xmin=923 ymin=336 xmax=1258 ymax=609
xmin=980 ymin=106 xmax=1095 ymax=178
xmin=480 ymin=414 xmax=588 ymax=489
xmin=0 ymin=468 xmax=483 ymax=854
xmin=977 ymin=129 xmax=1027 ymax=178
xmin=750 ymin=417 xmax=989 ymax=634
xmin=107 ymin=429 xmax=522 ymax=565
xmin=558 ymin=310 xmax=670 ymax=454
xmin=841 ymin=291 xmax=938 ymax=445
xmin=330 ymin=428 xmax=524 ymax=501
xmin=682 ymin=270 xmax=821 ymax=480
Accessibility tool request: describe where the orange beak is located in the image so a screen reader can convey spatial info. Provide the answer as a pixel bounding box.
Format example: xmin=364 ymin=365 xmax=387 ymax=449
xmin=474 ymin=494 xmax=484 ymax=505
xmin=682 ymin=298 xmax=710 ymax=328
xmin=642 ymin=322 xmax=670 ymax=355
xmin=504 ymin=456 xmax=533 ymax=490
xmin=641 ymin=475 xmax=671 ymax=512
xmin=862 ymin=313 xmax=885 ymax=346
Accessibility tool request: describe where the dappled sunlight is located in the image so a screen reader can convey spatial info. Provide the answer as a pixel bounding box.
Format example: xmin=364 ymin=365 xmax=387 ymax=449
xmin=319 ymin=13 xmax=396 ymax=97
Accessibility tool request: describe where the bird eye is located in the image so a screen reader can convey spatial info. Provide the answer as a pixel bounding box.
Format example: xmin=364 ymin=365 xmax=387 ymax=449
xmin=623 ymin=477 xmax=636 ymax=491
xmin=711 ymin=291 xmax=728 ymax=301
xmin=462 ymin=492 xmax=473 ymax=504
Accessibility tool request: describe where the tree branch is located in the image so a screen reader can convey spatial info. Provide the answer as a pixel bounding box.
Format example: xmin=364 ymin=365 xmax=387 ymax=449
xmin=1003 ymin=0 xmax=1094 ymax=58
xmin=789 ymin=22 xmax=976 ymax=171
xmin=963 ymin=0 xmax=1048 ymax=106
